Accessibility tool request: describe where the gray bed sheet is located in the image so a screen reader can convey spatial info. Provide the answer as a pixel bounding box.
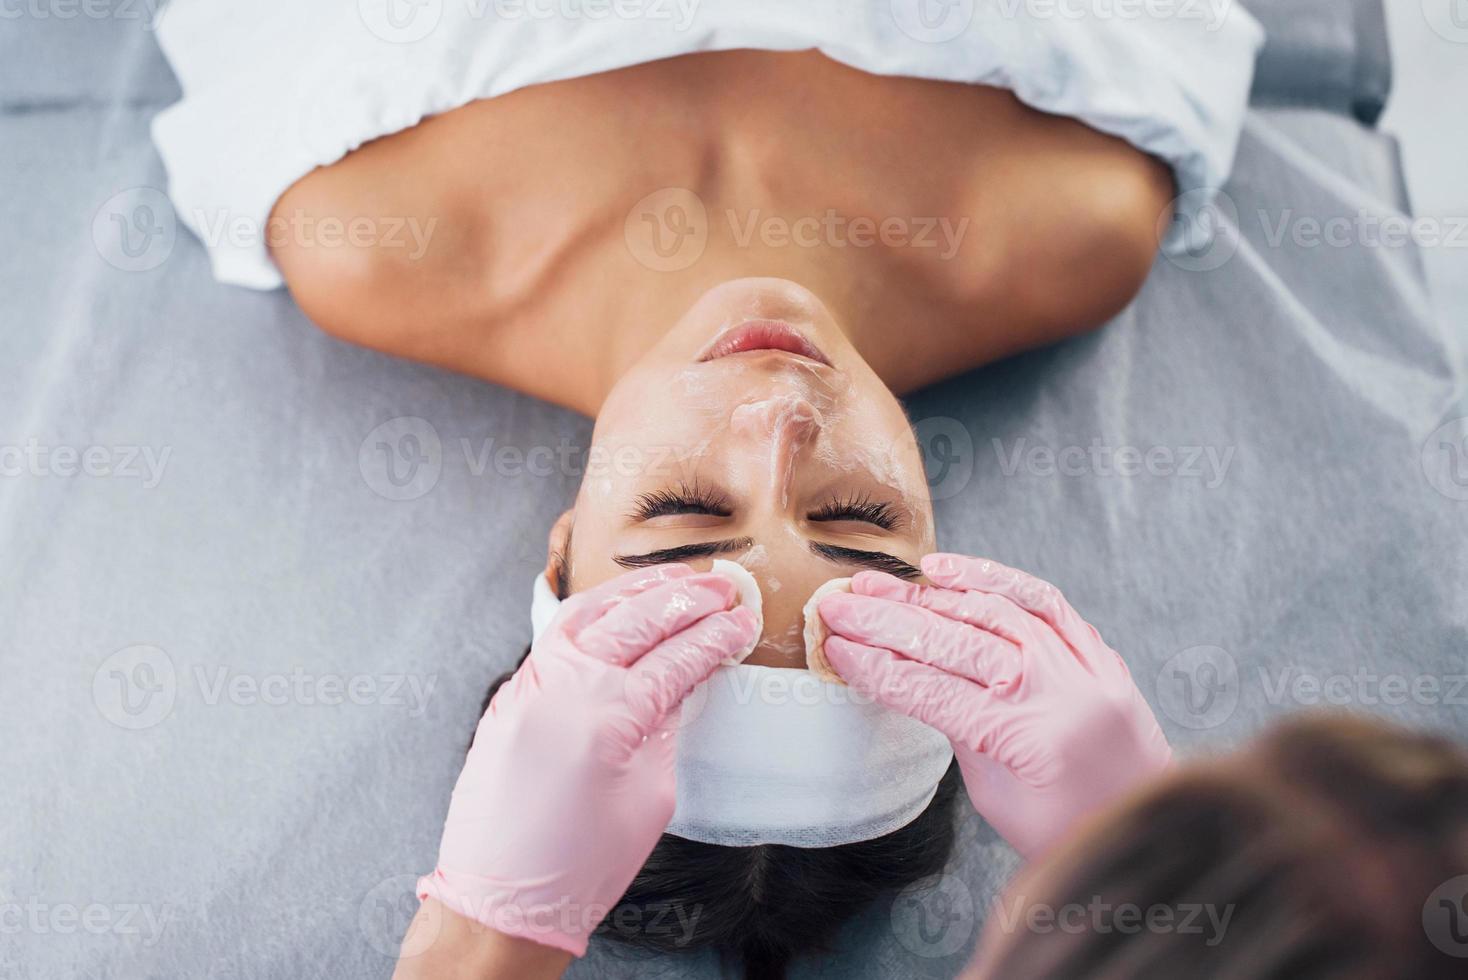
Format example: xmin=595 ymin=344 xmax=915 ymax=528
xmin=3 ymin=10 xmax=1464 ymax=980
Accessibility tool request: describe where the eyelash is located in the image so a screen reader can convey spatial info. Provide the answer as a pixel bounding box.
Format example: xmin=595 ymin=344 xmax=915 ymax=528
xmin=630 ymin=482 xmax=732 ymax=521
xmin=632 ymin=485 xmax=900 ymax=531
xmin=808 ymin=494 xmax=902 ymax=531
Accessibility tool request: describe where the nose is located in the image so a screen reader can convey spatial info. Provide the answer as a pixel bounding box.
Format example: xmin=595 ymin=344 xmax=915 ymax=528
xmin=731 ymin=395 xmax=821 ymax=444
xmin=730 ymin=395 xmax=822 ymax=490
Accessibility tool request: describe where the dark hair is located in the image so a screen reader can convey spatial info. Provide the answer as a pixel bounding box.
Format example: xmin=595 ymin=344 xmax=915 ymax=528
xmin=480 ymin=650 xmax=962 ymax=980
xmin=973 ymin=714 xmax=1468 ymax=980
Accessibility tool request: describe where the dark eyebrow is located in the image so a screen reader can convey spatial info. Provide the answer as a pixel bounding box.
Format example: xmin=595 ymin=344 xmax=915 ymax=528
xmin=809 ymin=542 xmax=922 ymax=579
xmin=611 ymin=537 xmax=921 ymax=580
xmin=613 ymin=538 xmax=756 ymax=569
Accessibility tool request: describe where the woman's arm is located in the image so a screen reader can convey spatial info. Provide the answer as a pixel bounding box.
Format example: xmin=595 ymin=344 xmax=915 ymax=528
xmin=392 ymin=899 xmax=571 ymax=980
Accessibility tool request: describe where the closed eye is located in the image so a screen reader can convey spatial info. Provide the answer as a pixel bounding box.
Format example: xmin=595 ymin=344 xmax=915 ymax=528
xmin=807 ymin=494 xmax=902 ymax=531
xmin=629 ymin=481 xmax=733 ymax=521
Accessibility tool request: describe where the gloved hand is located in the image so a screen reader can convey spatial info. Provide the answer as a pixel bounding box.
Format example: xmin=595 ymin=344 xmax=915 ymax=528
xmin=418 ymin=563 xmax=760 ymax=956
xmin=816 ymin=553 xmax=1172 ymax=859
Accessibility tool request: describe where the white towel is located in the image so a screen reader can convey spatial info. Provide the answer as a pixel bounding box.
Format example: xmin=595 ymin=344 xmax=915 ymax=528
xmin=152 ymin=0 xmax=1264 ymax=290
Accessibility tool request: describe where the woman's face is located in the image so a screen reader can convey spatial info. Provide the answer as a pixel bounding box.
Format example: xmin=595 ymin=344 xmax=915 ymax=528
xmin=562 ymin=278 xmax=936 ymax=667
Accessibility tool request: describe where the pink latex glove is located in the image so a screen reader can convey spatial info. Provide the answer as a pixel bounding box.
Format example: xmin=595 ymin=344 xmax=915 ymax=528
xmin=817 ymin=553 xmax=1172 ymax=860
xmin=418 ymin=563 xmax=759 ymax=957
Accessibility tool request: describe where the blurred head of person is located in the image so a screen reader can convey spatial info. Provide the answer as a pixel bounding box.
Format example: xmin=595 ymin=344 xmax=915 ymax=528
xmin=967 ymin=713 xmax=1468 ymax=980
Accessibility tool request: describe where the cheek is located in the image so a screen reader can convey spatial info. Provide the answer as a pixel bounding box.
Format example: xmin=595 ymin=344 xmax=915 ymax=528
xmin=593 ymin=395 xmax=736 ymax=474
xmin=816 ymin=414 xmax=932 ymax=503
xmin=880 ymin=450 xmax=937 ymax=552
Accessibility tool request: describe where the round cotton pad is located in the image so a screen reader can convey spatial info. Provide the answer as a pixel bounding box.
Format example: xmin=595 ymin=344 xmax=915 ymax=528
xmin=711 ymin=559 xmax=763 ymax=663
xmin=803 ymin=577 xmax=853 ymax=684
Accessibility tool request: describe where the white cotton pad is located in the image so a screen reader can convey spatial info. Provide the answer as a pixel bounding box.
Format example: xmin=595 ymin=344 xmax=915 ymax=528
xmin=711 ymin=559 xmax=763 ymax=663
xmin=803 ymin=578 xmax=853 ymax=684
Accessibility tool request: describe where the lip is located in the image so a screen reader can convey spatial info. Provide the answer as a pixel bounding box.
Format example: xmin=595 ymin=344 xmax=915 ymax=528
xmin=697 ymin=320 xmax=832 ymax=367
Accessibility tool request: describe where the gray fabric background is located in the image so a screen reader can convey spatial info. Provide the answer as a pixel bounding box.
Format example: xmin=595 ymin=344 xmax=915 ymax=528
xmin=5 ymin=3 xmax=1466 ymax=979
xmin=1246 ymin=0 xmax=1392 ymax=123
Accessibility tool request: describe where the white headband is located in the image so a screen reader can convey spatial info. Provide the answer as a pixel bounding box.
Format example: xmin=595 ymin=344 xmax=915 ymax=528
xmin=530 ymin=570 xmax=954 ymax=847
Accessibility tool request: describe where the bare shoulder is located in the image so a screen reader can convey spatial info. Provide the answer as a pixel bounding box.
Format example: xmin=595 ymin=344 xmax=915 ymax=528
xmin=268 ymin=123 xmax=494 ymax=366
xmin=982 ymin=117 xmax=1176 ymax=336
xmin=863 ymin=107 xmax=1178 ymax=393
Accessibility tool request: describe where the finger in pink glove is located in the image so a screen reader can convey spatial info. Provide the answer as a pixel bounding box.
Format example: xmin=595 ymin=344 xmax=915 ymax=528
xmin=419 ymin=563 xmax=761 ymax=955
xmin=817 ymin=554 xmax=1172 ymax=859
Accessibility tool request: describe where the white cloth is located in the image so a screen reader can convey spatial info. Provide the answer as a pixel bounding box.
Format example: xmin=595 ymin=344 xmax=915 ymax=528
xmin=152 ymin=0 xmax=1264 ymax=289
xmin=665 ymin=663 xmax=956 ymax=846
xmin=530 ymin=572 xmax=955 ymax=846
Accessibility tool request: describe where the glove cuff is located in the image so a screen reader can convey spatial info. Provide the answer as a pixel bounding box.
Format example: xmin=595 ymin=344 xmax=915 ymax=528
xmin=416 ymin=868 xmax=595 ymax=958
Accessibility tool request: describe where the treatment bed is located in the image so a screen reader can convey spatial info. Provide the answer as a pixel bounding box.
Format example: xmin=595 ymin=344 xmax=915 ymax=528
xmin=2 ymin=2 xmax=1464 ymax=977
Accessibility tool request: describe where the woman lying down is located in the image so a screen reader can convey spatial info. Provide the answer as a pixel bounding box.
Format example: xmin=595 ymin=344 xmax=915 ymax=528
xmin=153 ymin=2 xmax=1265 ymax=976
